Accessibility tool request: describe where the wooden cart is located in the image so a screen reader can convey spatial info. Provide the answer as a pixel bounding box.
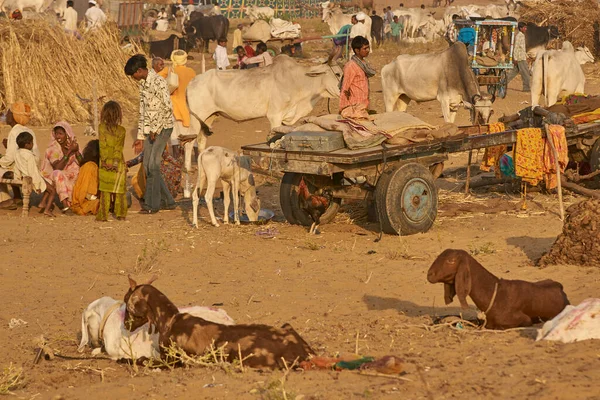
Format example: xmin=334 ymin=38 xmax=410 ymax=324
xmin=455 ymin=18 xmax=518 ymax=99
xmin=242 ymin=112 xmax=600 ymax=235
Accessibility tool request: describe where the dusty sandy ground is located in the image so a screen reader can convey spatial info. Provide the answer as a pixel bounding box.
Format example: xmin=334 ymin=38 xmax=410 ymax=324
xmin=2 ymin=6 xmax=600 ymax=400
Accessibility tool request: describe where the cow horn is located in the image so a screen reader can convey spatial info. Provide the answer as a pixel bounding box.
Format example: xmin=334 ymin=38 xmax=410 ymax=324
xmin=471 ymin=94 xmax=481 ymax=103
xmin=463 ymin=101 xmax=474 ymax=109
xmin=191 ymin=26 xmax=197 ymax=35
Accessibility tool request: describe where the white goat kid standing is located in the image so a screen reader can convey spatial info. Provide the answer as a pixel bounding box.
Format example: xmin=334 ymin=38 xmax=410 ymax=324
xmin=78 ymin=296 xmax=235 ymax=360
xmin=192 ymin=146 xmax=260 ymax=227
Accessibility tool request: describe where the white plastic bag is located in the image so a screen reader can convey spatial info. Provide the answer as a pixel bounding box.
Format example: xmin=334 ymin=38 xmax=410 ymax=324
xmin=167 ymin=66 xmax=179 ymax=94
xmin=536 ymin=298 xmax=600 ymax=343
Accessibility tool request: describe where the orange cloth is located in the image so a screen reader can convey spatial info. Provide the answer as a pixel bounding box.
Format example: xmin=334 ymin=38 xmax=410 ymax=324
xmin=479 ymin=122 xmax=506 ymax=178
xmin=340 ymin=59 xmax=369 ymax=112
xmin=71 ymin=161 xmax=100 ymax=216
xmin=571 ymin=108 xmax=600 ymax=125
xmin=158 ymin=65 xmax=197 ymax=127
xmin=543 ymin=124 xmax=568 ymax=190
xmin=514 ymin=128 xmax=544 ymax=186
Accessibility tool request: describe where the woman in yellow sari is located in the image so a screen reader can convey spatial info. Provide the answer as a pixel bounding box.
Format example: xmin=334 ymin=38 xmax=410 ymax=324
xmin=97 ymin=101 xmax=127 ymax=221
xmin=71 ymin=140 xmax=100 ymax=216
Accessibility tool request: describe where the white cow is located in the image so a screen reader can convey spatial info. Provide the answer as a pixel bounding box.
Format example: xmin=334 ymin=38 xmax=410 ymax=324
xmin=245 ymin=5 xmax=274 ymax=22
xmin=531 ymin=41 xmax=586 ymax=107
xmin=382 ymin=42 xmax=495 ymax=124
xmin=187 ymin=55 xmax=341 ymax=150
xmin=1 ymin=0 xmax=65 ymax=15
xmin=321 ymin=1 xmax=372 ymax=44
xmin=575 ymin=46 xmax=595 ymax=65
xmin=184 ymin=56 xmax=341 ymax=191
xmin=78 ymin=297 xmax=235 ymax=360
xmin=393 ymin=8 xmax=436 ymax=38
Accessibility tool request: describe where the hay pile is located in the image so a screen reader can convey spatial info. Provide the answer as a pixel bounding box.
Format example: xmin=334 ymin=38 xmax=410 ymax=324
xmin=538 ymin=199 xmax=600 ymax=267
xmin=0 ymin=20 xmax=144 ymax=125
xmin=520 ymin=0 xmax=600 ymax=54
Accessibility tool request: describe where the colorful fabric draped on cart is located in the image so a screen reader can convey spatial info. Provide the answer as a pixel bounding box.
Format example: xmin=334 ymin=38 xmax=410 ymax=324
xmin=479 ymin=122 xmax=506 ymax=178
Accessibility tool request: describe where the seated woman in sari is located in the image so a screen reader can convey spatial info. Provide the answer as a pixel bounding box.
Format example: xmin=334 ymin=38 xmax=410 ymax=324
xmin=71 ymin=140 xmax=100 ymax=216
xmin=40 ymin=121 xmax=82 ymax=213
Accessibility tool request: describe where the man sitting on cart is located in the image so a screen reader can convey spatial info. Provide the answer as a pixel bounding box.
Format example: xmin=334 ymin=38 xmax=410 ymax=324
xmin=457 ymin=24 xmax=476 ymax=55
xmin=339 ymin=36 xmax=376 ymax=119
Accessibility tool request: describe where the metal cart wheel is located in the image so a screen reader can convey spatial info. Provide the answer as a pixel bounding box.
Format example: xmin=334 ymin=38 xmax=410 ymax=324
xmin=497 ymin=70 xmax=508 ymax=99
xmin=266 ymin=45 xmax=281 ymax=57
xmin=375 ymin=163 xmax=438 ymax=235
xmin=589 ymin=137 xmax=600 ymax=172
xmin=279 ymin=172 xmax=341 ymax=226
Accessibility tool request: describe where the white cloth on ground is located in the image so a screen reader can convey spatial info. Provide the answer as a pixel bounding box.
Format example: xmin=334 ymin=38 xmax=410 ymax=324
xmin=14 ymin=149 xmax=47 ymax=193
xmin=269 ymin=18 xmax=301 ymax=39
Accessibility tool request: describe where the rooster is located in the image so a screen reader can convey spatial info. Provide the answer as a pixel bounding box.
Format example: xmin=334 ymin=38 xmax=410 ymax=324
xmin=298 ymin=177 xmax=333 ymax=234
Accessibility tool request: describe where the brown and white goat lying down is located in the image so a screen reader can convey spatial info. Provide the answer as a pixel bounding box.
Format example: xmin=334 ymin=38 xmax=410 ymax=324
xmin=427 ymin=249 xmax=570 ymax=330
xmin=124 ymin=277 xmax=314 ymax=369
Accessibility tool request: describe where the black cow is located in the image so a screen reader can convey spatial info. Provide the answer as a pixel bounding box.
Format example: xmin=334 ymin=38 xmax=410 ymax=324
xmin=148 ymin=34 xmax=190 ymax=59
xmin=184 ymin=13 xmax=229 ymax=52
xmin=370 ymin=15 xmax=384 ymax=46
xmin=525 ymin=23 xmax=560 ymax=55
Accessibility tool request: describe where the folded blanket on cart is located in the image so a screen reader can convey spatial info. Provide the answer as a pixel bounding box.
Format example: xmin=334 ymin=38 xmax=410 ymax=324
xmin=270 ymin=18 xmax=301 ymax=39
xmin=271 ymin=112 xmax=458 ymax=150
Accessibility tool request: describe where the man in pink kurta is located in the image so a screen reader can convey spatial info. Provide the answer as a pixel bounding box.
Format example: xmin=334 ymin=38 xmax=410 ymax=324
xmin=339 ymin=36 xmax=374 ymax=114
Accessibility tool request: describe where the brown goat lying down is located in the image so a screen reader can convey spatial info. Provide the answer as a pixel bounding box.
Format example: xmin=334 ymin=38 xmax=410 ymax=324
xmin=124 ymin=277 xmax=314 ymax=369
xmin=427 ymin=249 xmax=569 ymax=330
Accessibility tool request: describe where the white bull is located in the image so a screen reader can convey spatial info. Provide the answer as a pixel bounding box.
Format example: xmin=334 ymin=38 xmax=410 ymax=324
xmin=183 ymin=56 xmax=341 ymax=192
xmin=321 ymin=1 xmax=372 ymax=45
xmin=245 ymin=5 xmax=274 ymax=22
xmin=531 ymin=41 xmax=586 ymax=107
xmin=382 ymin=42 xmax=495 ymax=124
xmin=2 ymin=0 xmax=65 ymax=16
xmin=575 ymin=46 xmax=595 ymax=65
xmin=393 ymin=8 xmax=436 ymax=38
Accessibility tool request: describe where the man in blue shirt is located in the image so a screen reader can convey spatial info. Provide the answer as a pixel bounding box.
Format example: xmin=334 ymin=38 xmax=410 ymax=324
xmin=457 ymin=26 xmax=476 ymax=54
xmin=329 ymin=16 xmax=356 ymax=63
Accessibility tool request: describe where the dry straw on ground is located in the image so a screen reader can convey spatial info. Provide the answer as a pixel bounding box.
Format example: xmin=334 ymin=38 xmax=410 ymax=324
xmin=0 ymin=19 xmax=144 ymax=125
xmin=520 ymin=0 xmax=600 ymax=53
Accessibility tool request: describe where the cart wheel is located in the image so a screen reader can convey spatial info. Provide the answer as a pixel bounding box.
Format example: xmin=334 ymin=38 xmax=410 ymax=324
xmin=144 ymin=9 xmax=158 ymax=18
xmin=279 ymin=172 xmax=341 ymax=226
xmin=498 ymin=70 xmax=508 ymax=99
xmin=589 ymin=137 xmax=600 ymax=171
xmin=375 ymin=163 xmax=438 ymax=235
xmin=267 ymin=45 xmax=281 ymax=58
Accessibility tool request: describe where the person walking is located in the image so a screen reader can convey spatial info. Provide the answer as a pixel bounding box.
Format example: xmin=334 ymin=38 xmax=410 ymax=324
xmin=63 ymin=0 xmax=78 ymax=32
xmin=125 ymin=54 xmax=176 ymax=214
xmin=507 ymin=22 xmax=531 ymax=92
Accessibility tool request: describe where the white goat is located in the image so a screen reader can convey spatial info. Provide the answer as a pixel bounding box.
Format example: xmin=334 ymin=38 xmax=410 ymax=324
xmin=192 ymin=146 xmax=260 ymax=228
xmin=78 ymin=297 xmax=235 ymax=360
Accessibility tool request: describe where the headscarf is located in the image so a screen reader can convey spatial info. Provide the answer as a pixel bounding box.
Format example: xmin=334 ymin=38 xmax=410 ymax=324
xmin=356 ymin=12 xmax=366 ymax=21
xmin=9 ymin=102 xmax=31 ymax=125
xmin=41 ymin=121 xmax=77 ymax=178
xmin=171 ymin=49 xmax=188 ymax=66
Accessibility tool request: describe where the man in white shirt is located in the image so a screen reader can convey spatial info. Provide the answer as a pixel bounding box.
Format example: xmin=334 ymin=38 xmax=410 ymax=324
xmin=85 ymin=0 xmax=107 ymax=31
xmin=157 ymin=7 xmax=168 ymax=19
xmin=350 ymin=12 xmax=371 ymax=47
xmin=63 ymin=0 xmax=78 ymax=32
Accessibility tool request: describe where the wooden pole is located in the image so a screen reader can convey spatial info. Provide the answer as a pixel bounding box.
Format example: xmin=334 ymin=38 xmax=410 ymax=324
xmin=201 ymin=53 xmax=206 ymax=74
xmin=544 ymin=124 xmax=564 ymax=221
xmin=93 ymin=79 xmax=98 ymax=136
xmin=465 ymin=150 xmax=473 ymax=195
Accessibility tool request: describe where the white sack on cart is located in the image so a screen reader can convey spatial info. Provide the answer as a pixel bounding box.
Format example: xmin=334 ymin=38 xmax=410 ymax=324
xmin=536 ymin=298 xmax=600 ymax=343
xmin=242 ymin=19 xmax=271 ymax=43
xmin=270 ymin=18 xmax=301 ymax=39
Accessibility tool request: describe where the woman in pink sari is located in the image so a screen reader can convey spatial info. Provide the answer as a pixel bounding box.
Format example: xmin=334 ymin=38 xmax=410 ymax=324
xmin=41 ymin=121 xmax=83 ymax=212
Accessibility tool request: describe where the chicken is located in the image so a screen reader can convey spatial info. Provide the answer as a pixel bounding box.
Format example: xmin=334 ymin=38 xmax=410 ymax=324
xmin=298 ymin=177 xmax=333 ymax=234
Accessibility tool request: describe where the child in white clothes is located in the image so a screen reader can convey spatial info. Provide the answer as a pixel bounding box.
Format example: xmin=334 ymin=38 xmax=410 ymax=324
xmin=213 ymin=37 xmax=230 ymax=70
xmin=14 ymin=131 xmax=56 ymax=216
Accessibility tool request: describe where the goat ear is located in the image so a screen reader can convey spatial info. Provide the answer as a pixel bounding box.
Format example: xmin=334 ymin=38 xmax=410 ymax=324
xmin=145 ymin=275 xmax=158 ymax=285
xmin=443 ymin=283 xmax=456 ymax=305
xmin=455 ymin=257 xmax=472 ymax=309
xmin=128 ymin=275 xmax=137 ymax=290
